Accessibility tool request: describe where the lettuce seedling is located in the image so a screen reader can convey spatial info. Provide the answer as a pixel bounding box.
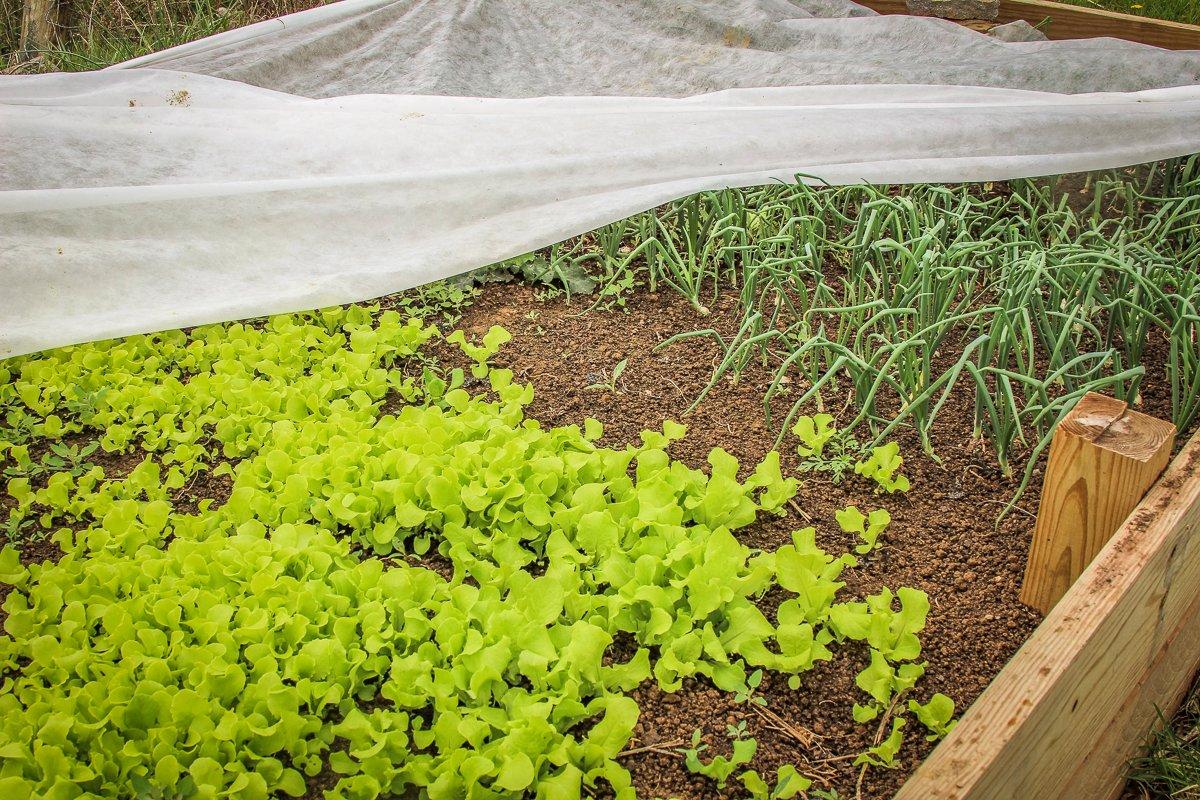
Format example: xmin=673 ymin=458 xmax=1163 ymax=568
xmin=1 ymin=444 xmax=34 ymax=479
xmin=447 ymin=325 xmax=512 ymax=377
xmin=851 ymin=649 xmax=926 ymax=722
xmin=792 ymin=413 xmax=837 ymax=458
xmin=854 ymin=442 xmax=910 ymax=493
xmin=792 ymin=416 xmax=873 ymax=484
xmin=854 ymin=717 xmax=906 ymax=768
xmin=5 ymin=475 xmax=31 ymax=509
xmin=0 ymin=305 xmax=943 ymax=800
xmin=746 ymin=450 xmax=800 ymax=514
xmin=740 ymin=764 xmax=812 ymax=799
xmin=909 ymin=693 xmax=957 ymax=740
xmin=829 ymin=587 xmax=929 ymax=661
xmin=0 ymin=545 xmax=27 ymax=585
xmin=835 ymin=505 xmax=892 ymax=554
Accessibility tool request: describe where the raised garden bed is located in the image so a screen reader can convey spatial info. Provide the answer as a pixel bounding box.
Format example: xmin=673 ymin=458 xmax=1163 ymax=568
xmin=1 ymin=167 xmax=1199 ymax=800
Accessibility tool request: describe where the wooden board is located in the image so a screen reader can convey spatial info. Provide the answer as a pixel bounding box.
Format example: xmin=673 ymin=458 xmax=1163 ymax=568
xmin=18 ymin=0 xmax=63 ymax=60
xmin=1020 ymin=393 xmax=1175 ymax=614
xmin=894 ymin=427 xmax=1200 ymax=800
xmin=855 ymin=0 xmax=1200 ymax=50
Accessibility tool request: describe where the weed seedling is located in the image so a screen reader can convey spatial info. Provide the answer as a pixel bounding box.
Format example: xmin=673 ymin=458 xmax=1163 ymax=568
xmin=681 ymin=727 xmax=757 ymax=789
xmin=2 ymin=511 xmax=37 ymax=546
xmin=3 ymin=441 xmax=98 ymax=481
xmin=586 ymin=357 xmax=628 ymax=393
xmin=810 ymin=790 xmax=847 ymax=800
xmin=2 ymin=409 xmax=44 ymax=447
xmin=41 ymin=441 xmax=99 ymax=479
xmin=734 ymin=668 xmax=768 ymax=707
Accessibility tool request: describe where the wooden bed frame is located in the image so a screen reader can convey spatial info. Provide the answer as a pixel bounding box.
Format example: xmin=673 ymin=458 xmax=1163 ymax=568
xmin=892 ymin=396 xmax=1200 ymax=800
xmin=850 ymin=7 xmax=1200 ymax=791
xmin=856 ymin=0 xmax=1200 ymax=49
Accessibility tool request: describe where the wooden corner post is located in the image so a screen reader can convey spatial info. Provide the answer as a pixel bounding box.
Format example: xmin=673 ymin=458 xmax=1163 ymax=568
xmin=1021 ymin=392 xmax=1175 ymax=613
xmin=896 ymin=425 xmax=1200 ymax=800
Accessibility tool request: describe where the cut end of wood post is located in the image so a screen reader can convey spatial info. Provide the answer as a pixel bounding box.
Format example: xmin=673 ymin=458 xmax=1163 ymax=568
xmin=1020 ymin=392 xmax=1175 ymax=615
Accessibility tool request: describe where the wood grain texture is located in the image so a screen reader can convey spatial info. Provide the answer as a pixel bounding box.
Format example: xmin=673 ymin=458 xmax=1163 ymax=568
xmin=894 ymin=426 xmax=1200 ymax=800
xmin=18 ymin=0 xmax=63 ymax=60
xmin=855 ymin=0 xmax=1200 ymax=49
xmin=1021 ymin=393 xmax=1175 ymax=613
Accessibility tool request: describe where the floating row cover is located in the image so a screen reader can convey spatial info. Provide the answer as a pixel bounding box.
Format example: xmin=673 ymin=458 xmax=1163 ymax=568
xmin=2 ymin=0 xmax=1199 ymax=356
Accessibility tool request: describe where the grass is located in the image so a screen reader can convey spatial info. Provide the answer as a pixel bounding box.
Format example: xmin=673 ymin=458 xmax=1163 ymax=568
xmin=1128 ymin=679 xmax=1200 ymax=800
xmin=1 ymin=0 xmax=322 ymax=72
xmin=1054 ymin=0 xmax=1200 ymax=26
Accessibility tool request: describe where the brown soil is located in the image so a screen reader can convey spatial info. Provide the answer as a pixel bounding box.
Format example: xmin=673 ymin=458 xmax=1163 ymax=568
xmin=171 ymin=465 xmax=235 ymax=516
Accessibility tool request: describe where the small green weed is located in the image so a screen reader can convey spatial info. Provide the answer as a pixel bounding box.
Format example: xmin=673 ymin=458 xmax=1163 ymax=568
xmin=2 ymin=510 xmax=38 ymax=545
xmin=2 ymin=441 xmax=98 ymax=481
xmin=733 ymin=668 xmax=768 ymax=707
xmin=586 ymin=357 xmax=628 ymax=393
xmin=680 ymin=728 xmax=757 ymax=789
xmin=390 ymin=279 xmax=479 ymax=325
xmin=39 ymin=441 xmax=100 ymax=478
xmin=455 ymin=250 xmax=597 ymax=299
xmin=1127 ymin=679 xmax=1200 ymax=800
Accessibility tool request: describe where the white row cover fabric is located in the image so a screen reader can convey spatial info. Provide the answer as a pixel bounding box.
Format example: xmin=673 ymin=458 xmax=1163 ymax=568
xmin=2 ymin=0 xmax=1200 ymax=357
